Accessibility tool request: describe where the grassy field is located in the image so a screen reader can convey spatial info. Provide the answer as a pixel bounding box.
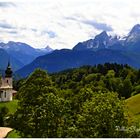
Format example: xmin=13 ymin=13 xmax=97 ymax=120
xmin=6 ymin=130 xmax=21 ymax=138
xmin=125 ymin=93 xmax=140 ymax=124
xmin=0 ymin=100 xmax=18 ymax=114
xmin=0 ymin=100 xmax=20 ymax=138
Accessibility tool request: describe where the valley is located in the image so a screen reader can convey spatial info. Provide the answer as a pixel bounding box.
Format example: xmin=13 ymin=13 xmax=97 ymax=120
xmin=1 ymin=24 xmax=140 ymax=138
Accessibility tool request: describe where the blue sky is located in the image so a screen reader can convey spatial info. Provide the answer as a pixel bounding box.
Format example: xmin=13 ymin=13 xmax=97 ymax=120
xmin=0 ymin=0 xmax=140 ymax=49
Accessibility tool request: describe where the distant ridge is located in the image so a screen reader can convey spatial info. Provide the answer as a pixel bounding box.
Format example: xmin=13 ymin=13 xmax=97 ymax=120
xmin=15 ymin=24 xmax=140 ymax=77
xmin=0 ymin=41 xmax=53 ymax=71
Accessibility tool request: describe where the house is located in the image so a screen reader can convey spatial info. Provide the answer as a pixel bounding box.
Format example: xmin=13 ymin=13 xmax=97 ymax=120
xmin=0 ymin=62 xmax=16 ymax=102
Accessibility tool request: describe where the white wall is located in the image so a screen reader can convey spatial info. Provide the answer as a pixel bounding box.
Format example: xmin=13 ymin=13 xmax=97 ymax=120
xmin=0 ymin=89 xmax=13 ymax=102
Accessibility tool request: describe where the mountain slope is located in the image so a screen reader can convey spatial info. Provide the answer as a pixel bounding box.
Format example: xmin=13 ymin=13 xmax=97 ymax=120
xmin=125 ymin=24 xmax=140 ymax=44
xmin=73 ymin=31 xmax=123 ymax=51
xmin=1 ymin=41 xmax=53 ymax=66
xmin=16 ymin=49 xmax=137 ymax=77
xmin=0 ymin=48 xmax=23 ymax=71
xmin=126 ymin=93 xmax=140 ymax=124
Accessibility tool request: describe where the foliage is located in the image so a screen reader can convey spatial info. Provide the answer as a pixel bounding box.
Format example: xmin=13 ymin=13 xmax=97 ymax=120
xmin=75 ymin=92 xmax=127 ymax=138
xmin=0 ymin=100 xmax=18 ymax=114
xmin=11 ymin=63 xmax=140 ymax=138
xmin=0 ymin=100 xmax=18 ymax=127
xmin=11 ymin=69 xmax=65 ymax=138
xmin=51 ymin=63 xmax=137 ymax=99
xmin=6 ymin=130 xmax=21 ymax=138
xmin=126 ymin=124 xmax=140 ymax=138
xmin=0 ymin=106 xmax=9 ymax=126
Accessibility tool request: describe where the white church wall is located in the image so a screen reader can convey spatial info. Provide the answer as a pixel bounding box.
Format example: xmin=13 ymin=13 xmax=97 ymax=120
xmin=0 ymin=89 xmax=12 ymax=102
xmin=4 ymin=78 xmax=12 ymax=87
xmin=0 ymin=62 xmax=13 ymax=102
xmin=0 ymin=92 xmax=2 ymax=102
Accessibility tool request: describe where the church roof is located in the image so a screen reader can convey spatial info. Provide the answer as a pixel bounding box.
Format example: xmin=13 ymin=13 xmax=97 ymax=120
xmin=5 ymin=62 xmax=12 ymax=78
xmin=12 ymin=90 xmax=17 ymax=93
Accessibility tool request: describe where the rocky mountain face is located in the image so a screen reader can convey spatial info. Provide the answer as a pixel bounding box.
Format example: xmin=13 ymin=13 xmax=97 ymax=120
xmin=73 ymin=24 xmax=140 ymax=52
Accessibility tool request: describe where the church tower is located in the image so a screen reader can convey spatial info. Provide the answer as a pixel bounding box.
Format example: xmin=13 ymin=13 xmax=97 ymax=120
xmin=5 ymin=61 xmax=13 ymax=87
xmin=0 ymin=61 xmax=13 ymax=102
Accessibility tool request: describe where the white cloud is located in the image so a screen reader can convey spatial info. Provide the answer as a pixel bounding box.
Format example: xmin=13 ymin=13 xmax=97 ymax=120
xmin=0 ymin=0 xmax=140 ymax=49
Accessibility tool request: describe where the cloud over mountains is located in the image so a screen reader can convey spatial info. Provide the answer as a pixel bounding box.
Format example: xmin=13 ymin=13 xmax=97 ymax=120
xmin=0 ymin=21 xmax=15 ymax=29
xmin=82 ymin=20 xmax=113 ymax=32
xmin=0 ymin=0 xmax=140 ymax=49
xmin=0 ymin=2 xmax=15 ymax=8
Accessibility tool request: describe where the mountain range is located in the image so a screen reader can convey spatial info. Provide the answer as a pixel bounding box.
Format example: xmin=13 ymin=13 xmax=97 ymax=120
xmin=15 ymin=24 xmax=140 ymax=77
xmin=0 ymin=41 xmax=53 ymax=71
xmin=73 ymin=24 xmax=140 ymax=51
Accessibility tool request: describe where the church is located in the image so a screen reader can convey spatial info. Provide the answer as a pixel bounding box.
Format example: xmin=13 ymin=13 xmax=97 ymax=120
xmin=0 ymin=62 xmax=16 ymax=102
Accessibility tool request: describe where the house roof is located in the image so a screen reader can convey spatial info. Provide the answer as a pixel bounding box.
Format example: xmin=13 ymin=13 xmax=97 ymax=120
xmin=12 ymin=90 xmax=17 ymax=93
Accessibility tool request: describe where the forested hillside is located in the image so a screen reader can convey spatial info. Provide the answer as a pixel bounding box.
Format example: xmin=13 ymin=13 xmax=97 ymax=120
xmin=7 ymin=63 xmax=140 ymax=138
xmin=51 ymin=63 xmax=140 ymax=99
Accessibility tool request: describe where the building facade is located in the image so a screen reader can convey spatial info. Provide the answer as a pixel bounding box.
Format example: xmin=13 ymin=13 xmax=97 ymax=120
xmin=0 ymin=62 xmax=13 ymax=102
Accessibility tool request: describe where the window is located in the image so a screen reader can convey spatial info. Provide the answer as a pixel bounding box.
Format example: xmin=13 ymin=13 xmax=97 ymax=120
xmin=0 ymin=91 xmax=3 ymax=98
xmin=5 ymin=92 xmax=6 ymax=98
xmin=7 ymin=80 xmax=8 ymax=83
